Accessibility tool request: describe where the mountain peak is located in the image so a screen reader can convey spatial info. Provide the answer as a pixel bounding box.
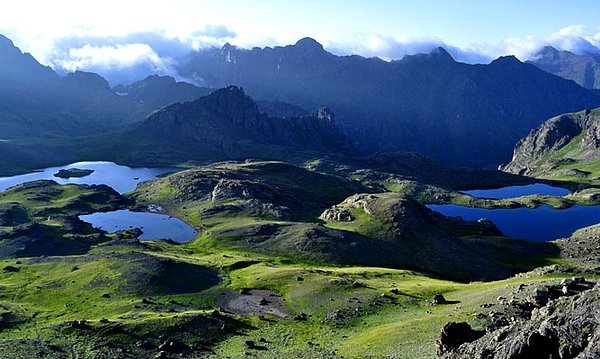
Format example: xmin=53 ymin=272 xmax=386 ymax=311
xmin=64 ymin=70 xmax=110 ymax=91
xmin=429 ymin=46 xmax=453 ymax=60
xmin=539 ymin=45 xmax=559 ymax=54
xmin=0 ymin=33 xmax=23 ymax=57
xmin=294 ymin=37 xmax=324 ymax=51
xmin=491 ymin=55 xmax=522 ymax=66
xmin=200 ymin=85 xmax=260 ymax=118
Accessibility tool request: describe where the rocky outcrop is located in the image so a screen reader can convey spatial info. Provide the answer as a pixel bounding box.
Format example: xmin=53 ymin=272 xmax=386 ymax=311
xmin=436 ymin=322 xmax=485 ymax=356
xmin=556 ymin=223 xmax=600 ymax=267
xmin=501 ymin=108 xmax=600 ymax=176
xmin=210 ymin=179 xmax=278 ymax=202
xmin=438 ymin=279 xmax=600 ymax=358
xmin=319 ymin=194 xmax=378 ymax=222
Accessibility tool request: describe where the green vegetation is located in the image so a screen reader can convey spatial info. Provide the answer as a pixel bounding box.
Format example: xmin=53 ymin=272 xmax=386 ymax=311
xmin=0 ymin=160 xmax=597 ymax=358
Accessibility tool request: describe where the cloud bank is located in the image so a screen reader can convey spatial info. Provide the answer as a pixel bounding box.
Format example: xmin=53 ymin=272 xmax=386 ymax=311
xmin=47 ymin=27 xmax=237 ymax=85
xmin=10 ymin=23 xmax=600 ymax=86
xmin=325 ymin=34 xmax=491 ymax=64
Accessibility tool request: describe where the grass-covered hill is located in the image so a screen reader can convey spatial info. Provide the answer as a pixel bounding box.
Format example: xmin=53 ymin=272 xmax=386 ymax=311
xmin=129 ymin=160 xmax=561 ymax=282
xmin=0 ymin=158 xmax=598 ymax=358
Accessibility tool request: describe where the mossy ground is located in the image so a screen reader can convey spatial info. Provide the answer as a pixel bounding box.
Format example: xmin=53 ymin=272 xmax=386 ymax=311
xmin=1 ymin=236 xmax=589 ymax=358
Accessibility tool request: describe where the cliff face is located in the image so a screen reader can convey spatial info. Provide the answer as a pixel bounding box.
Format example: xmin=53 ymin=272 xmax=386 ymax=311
xmin=501 ymin=108 xmax=600 ymax=176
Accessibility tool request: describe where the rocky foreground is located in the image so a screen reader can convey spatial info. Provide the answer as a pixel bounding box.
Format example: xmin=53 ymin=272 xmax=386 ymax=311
xmin=437 ymin=226 xmax=600 ymax=359
xmin=438 ymin=278 xmax=599 ymax=358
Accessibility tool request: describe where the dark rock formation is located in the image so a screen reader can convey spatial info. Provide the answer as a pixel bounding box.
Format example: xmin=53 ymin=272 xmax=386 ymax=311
xmin=439 ymin=281 xmax=600 ymax=358
xmin=121 ymin=86 xmax=352 ymax=164
xmin=436 ymin=322 xmax=485 ymax=356
xmin=502 ymin=108 xmax=600 ymax=175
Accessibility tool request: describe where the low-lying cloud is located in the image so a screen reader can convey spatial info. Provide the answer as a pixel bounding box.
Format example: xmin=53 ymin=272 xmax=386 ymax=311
xmin=326 ymin=34 xmax=491 ymax=64
xmin=30 ymin=24 xmax=600 ymax=87
xmin=496 ymin=25 xmax=600 ymax=61
xmin=48 ymin=26 xmax=237 ymax=85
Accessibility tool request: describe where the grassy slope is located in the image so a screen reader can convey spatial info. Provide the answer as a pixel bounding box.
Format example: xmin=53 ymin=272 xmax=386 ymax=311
xmin=0 ymin=162 xmax=595 ymax=358
xmin=0 ymin=237 xmax=588 ymax=358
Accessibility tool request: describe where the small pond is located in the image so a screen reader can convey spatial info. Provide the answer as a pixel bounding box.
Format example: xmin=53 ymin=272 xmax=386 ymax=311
xmin=427 ymin=204 xmax=600 ymax=241
xmin=0 ymin=161 xmax=178 ymax=194
xmin=461 ymin=183 xmax=571 ymax=199
xmin=79 ymin=210 xmax=197 ymax=243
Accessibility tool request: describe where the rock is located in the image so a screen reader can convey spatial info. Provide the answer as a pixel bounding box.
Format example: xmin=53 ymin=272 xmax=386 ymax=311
xmin=527 ymin=289 xmax=550 ymax=307
xmin=433 ymin=294 xmax=447 ymax=304
xmin=351 ymin=281 xmax=363 ymax=288
xmin=440 ymin=285 xmax=600 ymax=358
xmin=157 ymin=339 xmax=190 ymax=354
xmin=294 ymin=313 xmax=308 ymax=321
xmin=244 ymin=340 xmax=256 ymax=349
xmin=3 ymin=266 xmax=18 ymax=272
xmin=435 ymin=322 xmax=485 ymax=356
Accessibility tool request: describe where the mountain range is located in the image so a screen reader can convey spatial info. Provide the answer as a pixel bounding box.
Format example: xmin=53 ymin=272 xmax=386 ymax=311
xmin=0 ymin=35 xmax=207 ymax=139
xmin=2 ymin=34 xmax=600 ymax=170
xmin=178 ymin=38 xmax=600 ymax=166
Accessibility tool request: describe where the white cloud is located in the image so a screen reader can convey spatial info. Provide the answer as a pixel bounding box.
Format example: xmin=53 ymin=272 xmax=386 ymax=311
xmin=488 ymin=25 xmax=600 ymax=61
xmin=326 ymin=33 xmax=491 ymax=64
xmin=54 ymin=43 xmax=174 ymax=73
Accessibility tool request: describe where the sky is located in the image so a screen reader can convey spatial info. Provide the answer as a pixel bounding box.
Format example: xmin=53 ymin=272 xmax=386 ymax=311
xmin=2 ymin=0 xmax=600 ymax=84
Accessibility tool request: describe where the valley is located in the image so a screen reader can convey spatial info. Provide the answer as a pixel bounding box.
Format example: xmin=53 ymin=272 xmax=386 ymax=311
xmin=0 ymin=155 xmax=598 ymax=358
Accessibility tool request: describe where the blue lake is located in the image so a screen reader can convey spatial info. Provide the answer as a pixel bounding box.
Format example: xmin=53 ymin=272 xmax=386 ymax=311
xmin=462 ymin=183 xmax=571 ymax=199
xmin=0 ymin=161 xmax=178 ymax=194
xmin=79 ymin=210 xmax=197 ymax=243
xmin=428 ymin=204 xmax=600 ymax=241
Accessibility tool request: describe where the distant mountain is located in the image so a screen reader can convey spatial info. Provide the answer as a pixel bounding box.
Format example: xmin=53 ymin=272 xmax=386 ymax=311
xmin=108 ymin=86 xmax=351 ymax=165
xmin=178 ymin=38 xmax=600 ymax=166
xmin=113 ymin=75 xmax=211 ymax=108
xmin=501 ymin=108 xmax=600 ymax=181
xmin=528 ymin=46 xmax=600 ymax=89
xmin=0 ymin=35 xmax=209 ymax=140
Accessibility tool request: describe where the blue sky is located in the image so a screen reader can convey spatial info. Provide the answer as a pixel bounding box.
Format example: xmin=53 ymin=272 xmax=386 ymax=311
xmin=2 ymin=0 xmax=600 ymax=83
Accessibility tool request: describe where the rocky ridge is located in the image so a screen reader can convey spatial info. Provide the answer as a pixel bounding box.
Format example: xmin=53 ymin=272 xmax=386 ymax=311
xmin=502 ymin=108 xmax=600 ymax=176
